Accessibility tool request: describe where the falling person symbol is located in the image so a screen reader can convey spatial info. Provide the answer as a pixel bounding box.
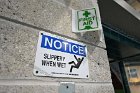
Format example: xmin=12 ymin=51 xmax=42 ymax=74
xmin=68 ymin=55 xmax=84 ymax=72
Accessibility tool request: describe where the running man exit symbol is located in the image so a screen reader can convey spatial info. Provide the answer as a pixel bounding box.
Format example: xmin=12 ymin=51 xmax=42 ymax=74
xmin=69 ymin=55 xmax=84 ymax=72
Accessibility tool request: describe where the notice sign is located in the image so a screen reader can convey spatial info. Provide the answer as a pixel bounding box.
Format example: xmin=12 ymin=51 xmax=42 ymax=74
xmin=33 ymin=31 xmax=89 ymax=78
xmin=72 ymin=4 xmax=102 ymax=32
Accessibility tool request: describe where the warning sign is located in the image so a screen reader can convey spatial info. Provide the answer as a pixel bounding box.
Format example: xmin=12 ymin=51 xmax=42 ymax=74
xmin=33 ymin=31 xmax=89 ymax=78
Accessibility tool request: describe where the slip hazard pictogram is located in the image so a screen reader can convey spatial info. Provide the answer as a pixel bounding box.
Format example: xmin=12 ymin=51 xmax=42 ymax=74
xmin=68 ymin=55 xmax=84 ymax=72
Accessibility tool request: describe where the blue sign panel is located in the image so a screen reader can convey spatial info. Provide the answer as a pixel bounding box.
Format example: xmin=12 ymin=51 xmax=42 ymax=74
xmin=41 ymin=34 xmax=86 ymax=57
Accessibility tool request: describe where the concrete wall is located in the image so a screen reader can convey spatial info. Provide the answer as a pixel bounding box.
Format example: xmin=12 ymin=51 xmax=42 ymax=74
xmin=0 ymin=0 xmax=114 ymax=93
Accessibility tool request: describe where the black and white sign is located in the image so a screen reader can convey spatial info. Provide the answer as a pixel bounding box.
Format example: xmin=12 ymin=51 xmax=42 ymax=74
xmin=33 ymin=31 xmax=89 ymax=78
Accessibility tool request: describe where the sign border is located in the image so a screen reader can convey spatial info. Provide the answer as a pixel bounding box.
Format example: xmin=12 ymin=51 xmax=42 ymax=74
xmin=33 ymin=31 xmax=89 ymax=79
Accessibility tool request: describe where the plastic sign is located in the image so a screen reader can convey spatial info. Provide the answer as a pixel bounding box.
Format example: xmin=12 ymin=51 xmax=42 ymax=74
xmin=72 ymin=4 xmax=102 ymax=32
xmin=33 ymin=31 xmax=89 ymax=78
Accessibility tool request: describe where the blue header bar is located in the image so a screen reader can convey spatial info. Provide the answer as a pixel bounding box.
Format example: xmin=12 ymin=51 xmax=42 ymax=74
xmin=41 ymin=34 xmax=86 ymax=57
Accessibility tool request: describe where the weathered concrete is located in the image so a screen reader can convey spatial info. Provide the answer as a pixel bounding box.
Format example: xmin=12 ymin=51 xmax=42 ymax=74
xmin=0 ymin=0 xmax=114 ymax=93
xmin=0 ymin=19 xmax=111 ymax=82
xmin=0 ymin=0 xmax=105 ymax=48
xmin=0 ymin=83 xmax=114 ymax=93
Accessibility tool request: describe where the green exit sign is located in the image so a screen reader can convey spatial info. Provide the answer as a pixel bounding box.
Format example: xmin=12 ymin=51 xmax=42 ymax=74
xmin=72 ymin=5 xmax=102 ymax=32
